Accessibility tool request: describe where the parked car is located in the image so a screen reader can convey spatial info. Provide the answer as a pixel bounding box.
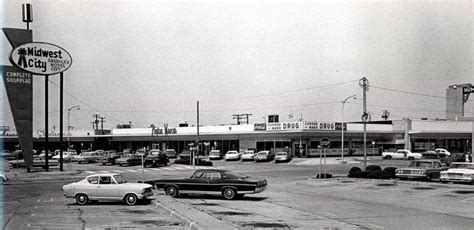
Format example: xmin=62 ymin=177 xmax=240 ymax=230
xmin=0 ymin=172 xmax=7 ymax=184
xmin=395 ymin=160 xmax=448 ymax=181
xmin=144 ymin=150 xmax=169 ymax=167
xmin=421 ymin=149 xmax=451 ymax=158
xmin=440 ymin=162 xmax=474 ymax=184
xmin=116 ymin=154 xmax=143 ymax=166
xmin=164 ymin=149 xmax=177 ymax=158
xmin=254 ymin=151 xmax=275 ymax=162
xmin=97 ymin=151 xmax=122 ymax=165
xmin=224 ymin=151 xmax=240 ymax=161
xmin=174 ymin=152 xmax=213 ymax=166
xmin=10 ymin=155 xmax=59 ymax=168
xmin=208 ymin=150 xmax=223 ymax=160
xmin=440 ymin=152 xmax=466 ymax=166
xmin=39 ymin=150 xmax=54 ymax=159
xmin=382 ymin=149 xmax=422 ymax=160
xmin=145 ymin=169 xmax=267 ymax=200
xmin=274 ymin=152 xmax=292 ymax=163
xmin=77 ymin=151 xmax=103 ymax=164
xmin=241 ymin=150 xmax=256 ymax=161
xmin=62 ymin=173 xmax=153 ymax=206
xmin=52 ymin=151 xmax=80 ymax=162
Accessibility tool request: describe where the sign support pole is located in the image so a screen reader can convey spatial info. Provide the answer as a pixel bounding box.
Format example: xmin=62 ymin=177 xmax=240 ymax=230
xmin=44 ymin=75 xmax=49 ymax=171
xmin=59 ymin=72 xmax=64 ymax=171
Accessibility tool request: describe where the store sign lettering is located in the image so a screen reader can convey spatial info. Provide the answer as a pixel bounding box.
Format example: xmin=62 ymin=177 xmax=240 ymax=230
xmin=10 ymin=42 xmax=72 ymax=75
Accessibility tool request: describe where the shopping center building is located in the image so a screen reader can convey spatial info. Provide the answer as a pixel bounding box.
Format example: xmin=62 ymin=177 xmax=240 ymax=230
xmin=1 ymin=119 xmax=472 ymax=157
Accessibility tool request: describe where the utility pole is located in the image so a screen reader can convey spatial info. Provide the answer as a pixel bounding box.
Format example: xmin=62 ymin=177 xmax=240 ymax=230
xmin=93 ymin=114 xmax=100 ymax=130
xmin=100 ymin=116 xmax=106 ymax=131
xmin=232 ymin=114 xmax=242 ymax=125
xmin=359 ymin=77 xmax=369 ymax=169
xmin=196 ymin=101 xmax=200 ymax=167
xmin=242 ymin=113 xmax=253 ymax=124
xmin=382 ymin=110 xmax=390 ymax=121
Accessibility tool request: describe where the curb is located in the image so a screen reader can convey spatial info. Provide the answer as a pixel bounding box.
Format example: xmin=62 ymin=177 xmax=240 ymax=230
xmin=155 ymin=201 xmax=203 ymax=230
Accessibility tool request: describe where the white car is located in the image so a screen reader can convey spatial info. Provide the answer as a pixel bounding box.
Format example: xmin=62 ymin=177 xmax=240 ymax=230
xmin=440 ymin=162 xmax=474 ymax=184
xmin=0 ymin=172 xmax=8 ymax=184
xmin=241 ymin=150 xmax=256 ymax=161
xmin=208 ymin=150 xmax=222 ymax=160
xmin=52 ymin=151 xmax=79 ymax=162
xmin=435 ymin=148 xmax=451 ymax=157
xmin=62 ymin=173 xmax=153 ymax=206
xmin=382 ymin=149 xmax=422 ymax=160
xmin=224 ymin=151 xmax=240 ymax=161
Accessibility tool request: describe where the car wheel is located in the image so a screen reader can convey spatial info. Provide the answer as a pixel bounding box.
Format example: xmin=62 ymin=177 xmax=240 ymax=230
xmin=75 ymin=194 xmax=89 ymax=205
xmin=222 ymin=187 xmax=236 ymax=200
xmin=385 ymin=155 xmax=392 ymax=160
xmin=408 ymin=157 xmax=415 ymax=160
xmin=165 ymin=186 xmax=179 ymax=198
xmin=125 ymin=194 xmax=138 ymax=206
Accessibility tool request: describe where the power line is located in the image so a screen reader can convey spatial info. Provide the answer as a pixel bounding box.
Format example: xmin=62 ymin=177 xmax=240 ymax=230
xmin=202 ymin=79 xmax=359 ymax=103
xmin=47 ymin=79 xmax=126 ymax=123
xmin=371 ymin=85 xmax=447 ymax=99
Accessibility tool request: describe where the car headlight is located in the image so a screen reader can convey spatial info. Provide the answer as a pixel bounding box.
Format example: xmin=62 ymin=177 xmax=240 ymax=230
xmin=396 ymin=170 xmax=401 ymax=174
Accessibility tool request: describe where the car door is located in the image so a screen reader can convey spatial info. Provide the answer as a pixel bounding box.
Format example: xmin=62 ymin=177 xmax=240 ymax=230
xmin=97 ymin=176 xmax=119 ymax=199
xmin=183 ymin=171 xmax=210 ymax=192
xmin=84 ymin=176 xmax=99 ymax=198
xmin=206 ymin=172 xmax=223 ymax=192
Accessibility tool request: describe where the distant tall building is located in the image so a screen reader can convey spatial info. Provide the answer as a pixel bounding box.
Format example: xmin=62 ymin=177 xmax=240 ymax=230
xmin=446 ymin=83 xmax=473 ymax=120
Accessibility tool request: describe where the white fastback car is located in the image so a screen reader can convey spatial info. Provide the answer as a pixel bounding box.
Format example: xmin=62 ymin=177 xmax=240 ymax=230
xmin=224 ymin=150 xmax=240 ymax=161
xmin=62 ymin=173 xmax=153 ymax=205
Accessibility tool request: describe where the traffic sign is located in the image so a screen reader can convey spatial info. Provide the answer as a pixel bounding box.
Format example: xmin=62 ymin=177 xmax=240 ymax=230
xmin=320 ymin=137 xmax=331 ymax=148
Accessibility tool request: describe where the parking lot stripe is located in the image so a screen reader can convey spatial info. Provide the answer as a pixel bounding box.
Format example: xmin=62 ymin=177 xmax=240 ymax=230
xmin=99 ymin=171 xmax=109 ymax=173
xmin=84 ymin=171 xmax=94 ymax=174
xmin=112 ymin=170 xmax=122 ymax=173
xmin=461 ymin=196 xmax=474 ymax=203
xmin=126 ymin=170 xmax=138 ymax=172
xmin=162 ymin=167 xmax=174 ymax=170
xmin=150 ymin=168 xmax=162 ymax=171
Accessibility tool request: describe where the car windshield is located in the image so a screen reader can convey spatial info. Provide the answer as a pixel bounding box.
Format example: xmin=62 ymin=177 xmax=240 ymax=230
xmin=451 ymin=164 xmax=474 ymax=169
xmin=222 ymin=171 xmax=249 ymax=179
xmin=210 ymin=151 xmax=220 ymax=156
xmin=243 ymin=151 xmax=253 ymax=155
xmin=227 ymin=151 xmax=237 ymax=155
xmin=113 ymin=174 xmax=127 ymax=184
xmin=276 ymin=153 xmax=287 ymax=156
xmin=258 ymin=152 xmax=268 ymax=156
xmin=408 ymin=161 xmax=432 ymax=168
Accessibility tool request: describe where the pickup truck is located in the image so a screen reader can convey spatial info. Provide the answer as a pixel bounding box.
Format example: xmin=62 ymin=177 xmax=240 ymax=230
xmin=98 ymin=151 xmax=122 ymax=165
xmin=382 ymin=149 xmax=422 ymax=160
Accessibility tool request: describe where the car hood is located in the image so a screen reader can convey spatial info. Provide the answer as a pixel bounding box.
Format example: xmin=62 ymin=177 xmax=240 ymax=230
xmin=445 ymin=168 xmax=474 ymax=174
xmin=398 ymin=167 xmax=429 ymax=171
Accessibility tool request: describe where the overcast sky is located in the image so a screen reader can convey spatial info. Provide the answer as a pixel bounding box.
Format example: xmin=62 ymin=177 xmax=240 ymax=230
xmin=1 ymin=0 xmax=472 ymax=132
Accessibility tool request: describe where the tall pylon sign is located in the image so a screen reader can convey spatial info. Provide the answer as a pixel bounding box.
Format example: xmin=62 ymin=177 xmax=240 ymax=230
xmin=2 ymin=4 xmax=72 ymax=172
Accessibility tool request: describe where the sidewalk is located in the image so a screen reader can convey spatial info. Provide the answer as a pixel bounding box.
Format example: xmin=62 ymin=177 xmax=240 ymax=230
xmin=155 ymin=194 xmax=237 ymax=230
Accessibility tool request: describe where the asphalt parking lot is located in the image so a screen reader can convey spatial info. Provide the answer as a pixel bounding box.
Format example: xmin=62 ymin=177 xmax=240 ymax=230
xmin=2 ymin=156 xmax=474 ymax=229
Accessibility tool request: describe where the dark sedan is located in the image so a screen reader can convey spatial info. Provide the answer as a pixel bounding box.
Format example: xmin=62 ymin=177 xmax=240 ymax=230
xmin=116 ymin=154 xmax=142 ymax=166
xmin=145 ymin=169 xmax=267 ymax=200
xmin=396 ymin=160 xmax=448 ymax=181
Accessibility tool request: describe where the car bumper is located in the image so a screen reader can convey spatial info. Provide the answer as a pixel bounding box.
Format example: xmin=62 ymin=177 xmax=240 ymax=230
xmin=137 ymin=192 xmax=153 ymax=199
xmin=225 ymin=156 xmax=239 ymax=160
xmin=396 ymin=174 xmax=427 ymax=179
xmin=440 ymin=176 xmax=473 ymax=183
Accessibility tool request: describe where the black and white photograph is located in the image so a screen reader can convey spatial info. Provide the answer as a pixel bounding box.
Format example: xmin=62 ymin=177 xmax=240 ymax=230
xmin=0 ymin=0 xmax=473 ymax=229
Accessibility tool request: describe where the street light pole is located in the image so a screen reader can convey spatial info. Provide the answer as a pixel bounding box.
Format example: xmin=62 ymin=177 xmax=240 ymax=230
xmin=67 ymin=105 xmax=80 ymax=150
xmin=341 ymin=95 xmax=357 ymax=163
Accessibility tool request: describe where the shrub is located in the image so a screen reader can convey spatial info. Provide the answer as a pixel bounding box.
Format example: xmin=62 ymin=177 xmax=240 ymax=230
xmin=348 ymin=167 xmax=362 ymax=178
xmin=366 ymin=165 xmax=382 ymax=172
xmin=367 ymin=170 xmax=383 ymax=179
xmin=382 ymin=167 xmax=397 ymax=179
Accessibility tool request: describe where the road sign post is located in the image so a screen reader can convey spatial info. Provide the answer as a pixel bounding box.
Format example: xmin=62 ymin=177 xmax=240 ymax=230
xmin=319 ymin=138 xmax=331 ymax=179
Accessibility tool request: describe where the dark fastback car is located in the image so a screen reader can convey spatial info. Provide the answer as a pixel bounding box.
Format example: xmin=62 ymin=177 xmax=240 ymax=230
xmin=146 ymin=169 xmax=267 ymax=200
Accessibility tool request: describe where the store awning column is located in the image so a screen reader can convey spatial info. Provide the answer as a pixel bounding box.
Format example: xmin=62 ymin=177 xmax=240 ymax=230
xmin=456 ymin=117 xmax=474 ymax=160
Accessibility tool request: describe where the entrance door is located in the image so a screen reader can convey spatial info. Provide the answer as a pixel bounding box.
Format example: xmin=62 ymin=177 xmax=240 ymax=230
xmin=294 ymin=144 xmax=306 ymax=157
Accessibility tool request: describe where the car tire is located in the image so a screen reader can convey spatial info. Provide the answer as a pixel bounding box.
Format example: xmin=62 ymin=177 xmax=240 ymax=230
xmin=408 ymin=157 xmax=414 ymax=160
xmin=75 ymin=194 xmax=89 ymax=205
xmin=222 ymin=187 xmax=236 ymax=200
xmin=385 ymin=155 xmax=392 ymax=160
xmin=165 ymin=185 xmax=179 ymax=198
xmin=124 ymin=194 xmax=138 ymax=206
